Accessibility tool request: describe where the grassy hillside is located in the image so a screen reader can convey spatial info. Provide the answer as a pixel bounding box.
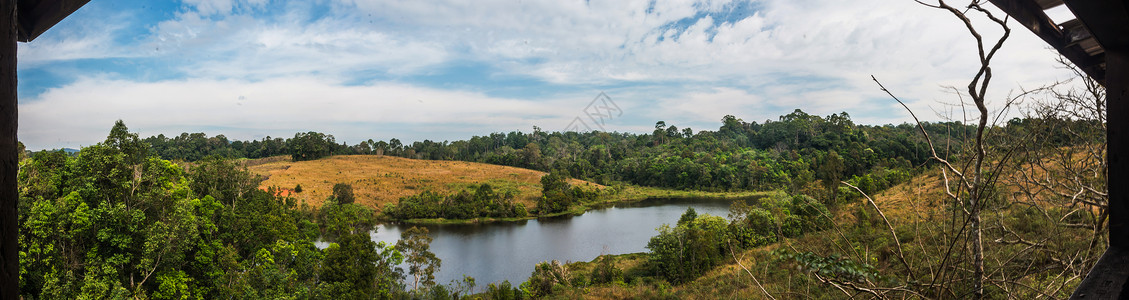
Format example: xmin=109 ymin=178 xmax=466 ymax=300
xmin=246 ymin=155 xmax=600 ymax=210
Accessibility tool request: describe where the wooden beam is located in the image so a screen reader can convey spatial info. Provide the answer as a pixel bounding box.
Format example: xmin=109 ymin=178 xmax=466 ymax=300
xmin=989 ymin=0 xmax=1106 ymax=85
xmin=0 ymin=0 xmax=17 ymax=298
xmin=15 ymin=0 xmax=89 ymax=42
xmin=1062 ymin=0 xmax=1129 ymax=52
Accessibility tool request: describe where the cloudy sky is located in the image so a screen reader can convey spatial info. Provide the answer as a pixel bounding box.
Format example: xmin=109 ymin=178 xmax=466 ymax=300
xmin=17 ymin=0 xmax=1078 ymax=150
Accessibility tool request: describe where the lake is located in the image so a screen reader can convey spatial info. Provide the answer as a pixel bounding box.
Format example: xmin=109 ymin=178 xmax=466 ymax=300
xmin=366 ymin=197 xmax=742 ymax=287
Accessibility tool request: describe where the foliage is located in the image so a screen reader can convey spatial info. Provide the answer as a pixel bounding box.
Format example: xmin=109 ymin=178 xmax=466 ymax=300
xmin=331 ymin=183 xmax=355 ymax=205
xmin=397 ymin=226 xmax=442 ymax=291
xmin=775 ymin=250 xmax=877 ymax=283
xmin=16 ymin=121 xmax=403 ymax=299
xmin=290 ymin=131 xmax=335 ymax=161
xmin=646 ymin=209 xmax=730 ymax=283
xmin=383 ymin=184 xmax=528 ymax=220
xmin=320 ymin=232 xmax=403 ymax=299
xmin=536 ymin=171 xmax=597 ymax=214
xmin=142 ymin=110 xmax=968 ymax=199
xmin=590 ymin=255 xmax=624 ymax=285
xmin=318 ymin=200 xmax=375 ymax=239
xmin=484 ymin=280 xmax=527 ymax=300
xmin=524 ymin=260 xmax=573 ymax=297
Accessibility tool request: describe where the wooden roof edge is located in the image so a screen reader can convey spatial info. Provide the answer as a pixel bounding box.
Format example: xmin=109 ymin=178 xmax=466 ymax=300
xmin=1062 ymin=0 xmax=1129 ymax=52
xmin=16 ymin=0 xmax=90 ymax=42
xmin=989 ymin=0 xmax=1107 ymax=85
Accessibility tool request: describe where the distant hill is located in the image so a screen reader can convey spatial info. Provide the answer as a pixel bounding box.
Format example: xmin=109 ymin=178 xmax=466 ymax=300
xmin=29 ymin=147 xmax=80 ymax=155
xmin=246 ymin=155 xmax=600 ymax=210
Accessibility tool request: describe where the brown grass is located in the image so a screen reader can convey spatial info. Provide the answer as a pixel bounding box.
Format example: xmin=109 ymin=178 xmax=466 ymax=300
xmin=247 ymin=155 xmax=600 ymax=210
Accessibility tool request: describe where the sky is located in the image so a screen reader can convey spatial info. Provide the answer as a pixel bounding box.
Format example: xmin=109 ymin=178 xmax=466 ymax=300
xmin=17 ymin=0 xmax=1079 ymax=150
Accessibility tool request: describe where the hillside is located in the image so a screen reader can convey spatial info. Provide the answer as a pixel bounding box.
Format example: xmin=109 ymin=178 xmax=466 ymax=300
xmin=550 ymin=156 xmax=1102 ymax=299
xmin=246 ymin=155 xmax=600 ymax=209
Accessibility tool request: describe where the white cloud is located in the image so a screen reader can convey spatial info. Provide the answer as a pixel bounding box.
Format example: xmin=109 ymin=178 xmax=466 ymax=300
xmin=19 ymin=77 xmax=567 ymax=149
xmin=655 ymin=87 xmax=765 ymax=124
xmin=145 ymin=2 xmax=451 ymax=80
xmin=17 ymin=0 xmax=1087 ymax=149
xmin=16 ymin=9 xmax=140 ymax=65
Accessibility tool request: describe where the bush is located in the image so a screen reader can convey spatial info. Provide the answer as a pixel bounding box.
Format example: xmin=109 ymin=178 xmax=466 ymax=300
xmin=590 ymin=255 xmax=623 ymax=285
xmin=485 ymin=281 xmax=526 ymax=300
xmin=332 ymin=183 xmax=354 ymax=205
xmin=525 ymin=260 xmax=571 ymax=297
xmin=647 ymin=209 xmax=730 ymax=283
xmin=383 ymin=185 xmax=527 ymax=220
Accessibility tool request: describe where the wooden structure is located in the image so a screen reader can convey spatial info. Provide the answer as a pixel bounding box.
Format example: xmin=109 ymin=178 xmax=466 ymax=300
xmin=987 ymin=0 xmax=1129 ymax=298
xmin=1 ymin=0 xmax=88 ymax=299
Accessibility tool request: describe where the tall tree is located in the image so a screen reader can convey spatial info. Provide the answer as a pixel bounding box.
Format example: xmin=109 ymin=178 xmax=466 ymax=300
xmin=396 ymin=226 xmax=441 ymax=290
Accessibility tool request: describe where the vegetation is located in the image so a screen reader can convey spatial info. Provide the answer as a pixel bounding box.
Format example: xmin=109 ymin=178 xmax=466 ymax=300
xmin=331 ymin=183 xmax=355 ymax=205
xmin=397 ymin=226 xmax=442 ymax=291
xmin=15 ymin=122 xmax=463 ymax=299
xmin=146 ymin=109 xmax=966 ymax=204
xmin=536 ymin=171 xmax=598 ymax=214
xmin=382 ymin=184 xmax=528 ymax=221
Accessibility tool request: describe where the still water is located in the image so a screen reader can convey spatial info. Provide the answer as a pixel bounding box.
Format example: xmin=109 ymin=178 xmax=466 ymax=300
xmin=369 ymin=197 xmax=739 ymax=287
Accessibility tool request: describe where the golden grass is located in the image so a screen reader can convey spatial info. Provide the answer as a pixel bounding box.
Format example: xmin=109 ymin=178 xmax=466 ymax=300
xmin=247 ymin=155 xmax=599 ymax=210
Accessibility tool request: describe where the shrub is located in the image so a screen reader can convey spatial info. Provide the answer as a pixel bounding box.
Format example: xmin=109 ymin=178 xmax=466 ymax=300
xmin=590 ymin=255 xmax=623 ymax=285
xmin=332 ymin=183 xmax=354 ymax=205
xmin=525 ymin=260 xmax=571 ymax=297
xmin=485 ymin=281 xmax=526 ymax=300
xmin=647 ymin=209 xmax=730 ymax=283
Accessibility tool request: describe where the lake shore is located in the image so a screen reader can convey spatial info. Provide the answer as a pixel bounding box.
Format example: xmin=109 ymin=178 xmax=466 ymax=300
xmin=387 ymin=186 xmax=775 ymax=225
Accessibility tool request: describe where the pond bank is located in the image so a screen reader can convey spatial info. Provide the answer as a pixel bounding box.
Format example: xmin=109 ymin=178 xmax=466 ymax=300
xmin=388 ymin=187 xmax=775 ymax=225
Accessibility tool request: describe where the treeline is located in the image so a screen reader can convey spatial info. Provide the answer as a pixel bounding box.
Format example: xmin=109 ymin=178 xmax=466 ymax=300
xmin=383 ymin=184 xmax=529 ymax=220
xmin=136 ymin=110 xmax=1099 ymax=209
xmin=17 ymin=121 xmax=467 ymax=299
xmin=143 ymin=110 xmax=984 ymax=198
xmin=383 ymin=171 xmax=603 ymax=221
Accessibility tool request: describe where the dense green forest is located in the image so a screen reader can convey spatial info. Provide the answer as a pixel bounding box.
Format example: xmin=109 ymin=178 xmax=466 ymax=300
xmin=17 ymin=121 xmax=470 ymax=299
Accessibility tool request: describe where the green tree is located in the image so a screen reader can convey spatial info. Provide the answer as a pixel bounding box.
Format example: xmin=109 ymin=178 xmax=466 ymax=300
xmin=321 ymin=232 xmax=402 ymax=299
xmin=653 ymin=121 xmax=667 ymax=145
xmin=537 ymin=171 xmax=574 ymax=214
xmin=397 ymin=226 xmax=441 ymax=290
xmin=290 ymin=132 xmax=334 ymax=161
xmin=816 ymin=151 xmax=845 ymax=204
xmin=189 ymin=155 xmax=258 ymax=212
xmin=646 ymin=208 xmax=730 ymax=283
xmin=332 ymin=183 xmax=355 ymax=205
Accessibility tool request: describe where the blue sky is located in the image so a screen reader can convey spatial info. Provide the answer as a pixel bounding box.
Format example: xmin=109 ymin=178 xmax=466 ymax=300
xmin=17 ymin=0 xmax=1074 ymax=150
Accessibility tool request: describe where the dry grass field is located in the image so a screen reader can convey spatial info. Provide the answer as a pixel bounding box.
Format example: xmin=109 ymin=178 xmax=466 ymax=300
xmin=246 ymin=155 xmax=599 ymax=210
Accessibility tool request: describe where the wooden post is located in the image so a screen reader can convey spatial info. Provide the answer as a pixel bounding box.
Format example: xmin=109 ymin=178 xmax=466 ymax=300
xmin=1109 ymin=50 xmax=1129 ymax=249
xmin=0 ymin=0 xmax=16 ymax=298
xmin=1071 ymin=49 xmax=1129 ymax=299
